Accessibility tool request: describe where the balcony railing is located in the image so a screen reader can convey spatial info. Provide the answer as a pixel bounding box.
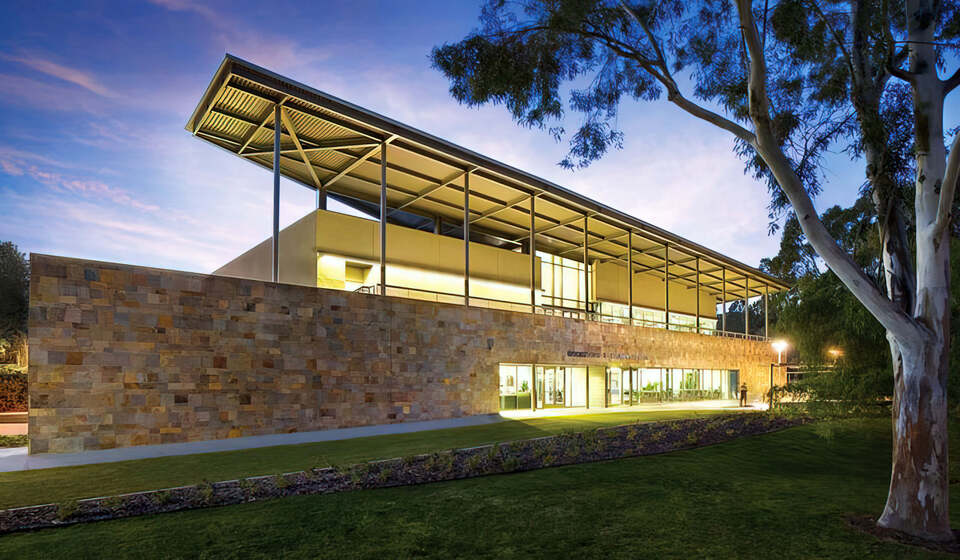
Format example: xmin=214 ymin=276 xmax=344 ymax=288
xmin=354 ymin=284 xmax=769 ymax=341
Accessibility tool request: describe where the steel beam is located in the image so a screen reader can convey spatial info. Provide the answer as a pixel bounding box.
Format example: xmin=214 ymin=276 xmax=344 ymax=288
xmin=390 ymin=170 xmax=468 ymax=215
xmin=470 ymin=194 xmax=530 ymax=224
xmin=278 ymin=107 xmax=323 ymax=194
xmin=328 ymin=136 xmax=396 ymax=189
xmin=583 ymin=214 xmax=590 ymax=312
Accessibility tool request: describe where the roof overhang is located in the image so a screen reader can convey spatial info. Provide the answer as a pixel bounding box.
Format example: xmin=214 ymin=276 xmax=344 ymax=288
xmin=186 ymin=54 xmax=791 ymax=300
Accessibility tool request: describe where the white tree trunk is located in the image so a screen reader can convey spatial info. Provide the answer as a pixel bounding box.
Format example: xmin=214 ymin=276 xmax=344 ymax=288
xmin=876 ymin=1 xmax=952 ymax=539
xmin=734 ymin=0 xmax=953 ymax=540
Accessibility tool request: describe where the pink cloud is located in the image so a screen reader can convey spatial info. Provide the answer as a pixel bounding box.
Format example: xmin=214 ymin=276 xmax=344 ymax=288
xmin=0 ymin=150 xmax=159 ymax=213
xmin=1 ymin=53 xmax=119 ymax=99
xmin=146 ymin=0 xmax=329 ymax=72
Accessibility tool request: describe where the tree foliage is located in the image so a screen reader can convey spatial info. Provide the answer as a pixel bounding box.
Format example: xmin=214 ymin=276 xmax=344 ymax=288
xmin=0 ymin=242 xmax=29 ymax=340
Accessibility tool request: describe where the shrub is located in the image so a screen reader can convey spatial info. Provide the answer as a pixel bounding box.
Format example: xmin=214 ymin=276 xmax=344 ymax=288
xmin=0 ymin=435 xmax=27 ymax=448
xmin=197 ymin=480 xmax=215 ymax=504
xmin=152 ymin=491 xmax=172 ymax=506
xmin=103 ymin=495 xmax=124 ymax=510
xmin=0 ymin=367 xmax=26 ymax=412
xmin=57 ymin=499 xmax=79 ymax=521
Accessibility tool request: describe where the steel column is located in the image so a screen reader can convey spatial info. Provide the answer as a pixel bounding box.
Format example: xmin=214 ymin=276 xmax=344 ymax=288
xmin=531 ymin=364 xmax=537 ymax=411
xmin=583 ymin=214 xmax=589 ymax=313
xmin=744 ymin=277 xmax=750 ymax=336
xmin=721 ymin=267 xmax=727 ymax=333
xmin=272 ymin=104 xmax=281 ymax=283
xmin=317 ymin=189 xmax=326 ymax=210
xmin=695 ymin=257 xmax=701 ymax=334
xmin=464 ymin=171 xmax=470 ymax=306
xmin=379 ymin=142 xmax=387 ymax=295
xmin=529 ymin=195 xmax=536 ymax=310
xmin=663 ymin=243 xmax=670 ymax=329
xmin=585 ymin=368 xmax=590 ymax=410
xmin=764 ymin=284 xmax=769 ymax=338
xmin=627 ymin=231 xmax=634 ymax=325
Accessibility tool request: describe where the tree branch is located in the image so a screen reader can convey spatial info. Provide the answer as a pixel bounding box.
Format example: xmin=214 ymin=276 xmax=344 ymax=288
xmin=934 ymin=132 xmax=960 ymax=238
xmin=881 ymin=0 xmax=917 ymax=84
xmin=734 ymin=0 xmax=923 ymax=346
xmin=579 ymin=25 xmax=758 ymax=144
xmin=944 ymin=66 xmax=960 ymax=95
xmin=619 ymin=1 xmax=677 ymax=89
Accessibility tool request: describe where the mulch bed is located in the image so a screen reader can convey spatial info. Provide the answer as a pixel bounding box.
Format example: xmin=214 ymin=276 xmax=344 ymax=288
xmin=0 ymin=413 xmax=806 ymax=534
xmin=846 ymin=515 xmax=960 ymax=555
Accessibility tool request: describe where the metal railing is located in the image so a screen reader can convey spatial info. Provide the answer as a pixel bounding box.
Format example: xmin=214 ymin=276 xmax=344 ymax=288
xmin=354 ymin=284 xmax=769 ymax=341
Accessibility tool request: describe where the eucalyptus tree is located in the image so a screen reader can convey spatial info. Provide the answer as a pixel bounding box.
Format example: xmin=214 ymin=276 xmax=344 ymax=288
xmin=432 ymin=0 xmax=960 ymax=540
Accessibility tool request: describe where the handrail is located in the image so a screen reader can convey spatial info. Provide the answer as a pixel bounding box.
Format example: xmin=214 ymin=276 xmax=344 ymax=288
xmin=353 ymin=284 xmax=769 ymax=341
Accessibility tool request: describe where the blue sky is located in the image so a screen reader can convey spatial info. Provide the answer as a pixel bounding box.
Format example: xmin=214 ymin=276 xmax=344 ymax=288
xmin=0 ymin=1 xmax=955 ymax=273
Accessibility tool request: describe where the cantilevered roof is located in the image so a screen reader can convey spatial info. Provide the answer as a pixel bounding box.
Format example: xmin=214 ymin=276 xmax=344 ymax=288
xmin=187 ymin=54 xmax=790 ymax=300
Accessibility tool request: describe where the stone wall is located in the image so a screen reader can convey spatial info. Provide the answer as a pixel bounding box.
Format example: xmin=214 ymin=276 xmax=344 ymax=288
xmin=28 ymin=254 xmax=780 ymax=454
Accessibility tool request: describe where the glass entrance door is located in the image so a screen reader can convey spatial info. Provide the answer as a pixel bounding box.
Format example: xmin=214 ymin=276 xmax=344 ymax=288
xmin=536 ymin=366 xmax=569 ymax=408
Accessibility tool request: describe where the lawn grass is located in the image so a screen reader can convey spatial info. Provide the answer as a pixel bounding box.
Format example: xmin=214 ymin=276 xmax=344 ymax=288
xmin=0 ymin=408 xmax=726 ymax=509
xmin=0 ymin=417 xmax=952 ymax=559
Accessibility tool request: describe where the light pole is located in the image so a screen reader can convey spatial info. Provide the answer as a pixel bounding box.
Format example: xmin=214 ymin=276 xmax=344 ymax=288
xmin=770 ymin=339 xmax=789 ymax=409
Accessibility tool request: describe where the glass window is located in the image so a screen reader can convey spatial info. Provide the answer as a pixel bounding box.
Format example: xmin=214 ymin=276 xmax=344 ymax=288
xmin=499 ymin=365 xmax=517 ymax=396
xmin=607 ymin=367 xmax=622 ymax=405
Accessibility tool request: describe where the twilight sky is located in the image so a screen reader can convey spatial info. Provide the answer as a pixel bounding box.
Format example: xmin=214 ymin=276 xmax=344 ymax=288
xmin=0 ymin=1 xmax=956 ymax=274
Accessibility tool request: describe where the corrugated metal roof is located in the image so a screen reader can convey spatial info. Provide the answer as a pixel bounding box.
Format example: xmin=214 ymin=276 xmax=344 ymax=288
xmin=186 ymin=54 xmax=791 ymax=299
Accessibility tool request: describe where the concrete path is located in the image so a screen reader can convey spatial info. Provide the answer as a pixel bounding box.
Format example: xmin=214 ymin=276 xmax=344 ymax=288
xmin=0 ymin=400 xmax=761 ymax=473
xmin=0 ymin=414 xmax=504 ymax=473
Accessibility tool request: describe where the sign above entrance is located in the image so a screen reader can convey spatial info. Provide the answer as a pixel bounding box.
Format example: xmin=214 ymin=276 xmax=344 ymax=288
xmin=566 ymin=350 xmax=646 ymax=361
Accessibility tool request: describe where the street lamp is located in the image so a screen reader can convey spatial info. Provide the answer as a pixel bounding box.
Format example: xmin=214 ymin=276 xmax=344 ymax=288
xmin=769 ymin=339 xmax=789 ymax=409
xmin=772 ymin=339 xmax=788 ymax=365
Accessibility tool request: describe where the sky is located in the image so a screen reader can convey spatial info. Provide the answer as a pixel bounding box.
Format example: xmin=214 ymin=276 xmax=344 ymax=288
xmin=0 ymin=0 xmax=956 ymax=274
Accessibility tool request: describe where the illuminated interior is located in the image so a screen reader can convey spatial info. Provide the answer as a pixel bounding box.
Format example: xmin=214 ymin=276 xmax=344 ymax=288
xmin=500 ymin=363 xmax=740 ymax=410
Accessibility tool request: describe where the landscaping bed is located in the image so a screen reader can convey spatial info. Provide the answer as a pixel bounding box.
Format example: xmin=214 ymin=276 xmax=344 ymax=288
xmin=0 ymin=436 xmax=27 ymax=448
xmin=0 ymin=413 xmax=805 ymax=534
xmin=0 ymin=367 xmax=26 ymax=413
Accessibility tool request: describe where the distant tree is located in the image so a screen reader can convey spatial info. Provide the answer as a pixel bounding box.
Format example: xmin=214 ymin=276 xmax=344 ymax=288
xmin=0 ymin=242 xmax=29 ymax=340
xmin=432 ymin=0 xmax=960 ymax=539
xmin=762 ymin=195 xmax=886 ymax=356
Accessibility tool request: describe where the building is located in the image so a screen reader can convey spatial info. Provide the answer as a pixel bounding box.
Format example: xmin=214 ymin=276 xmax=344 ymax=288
xmin=26 ymin=55 xmax=788 ymax=454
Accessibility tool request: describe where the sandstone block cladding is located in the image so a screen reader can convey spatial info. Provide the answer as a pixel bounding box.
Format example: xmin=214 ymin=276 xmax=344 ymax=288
xmin=28 ymin=254 xmax=779 ymax=454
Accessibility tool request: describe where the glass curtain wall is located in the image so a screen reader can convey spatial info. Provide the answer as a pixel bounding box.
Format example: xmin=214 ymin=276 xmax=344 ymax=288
xmin=538 ymin=251 xmax=590 ymax=311
xmin=594 ymin=301 xmax=719 ymax=333
xmin=501 ymin=364 xmax=736 ymax=411
xmin=610 ymin=368 xmax=735 ymax=405
xmin=499 ymin=364 xmax=533 ymax=410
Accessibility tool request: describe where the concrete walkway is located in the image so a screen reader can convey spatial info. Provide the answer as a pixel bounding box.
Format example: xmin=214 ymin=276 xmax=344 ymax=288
xmin=0 ymin=400 xmax=762 ymax=473
xmin=0 ymin=414 xmax=505 ymax=473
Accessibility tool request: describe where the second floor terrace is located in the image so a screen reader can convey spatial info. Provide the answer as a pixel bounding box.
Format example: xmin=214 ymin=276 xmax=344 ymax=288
xmin=190 ymin=55 xmax=789 ymax=342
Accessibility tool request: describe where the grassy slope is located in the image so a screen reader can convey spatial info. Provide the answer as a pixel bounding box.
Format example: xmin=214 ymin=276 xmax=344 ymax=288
xmin=0 ymin=417 xmax=951 ymax=559
xmin=0 ymin=409 xmax=724 ymax=509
